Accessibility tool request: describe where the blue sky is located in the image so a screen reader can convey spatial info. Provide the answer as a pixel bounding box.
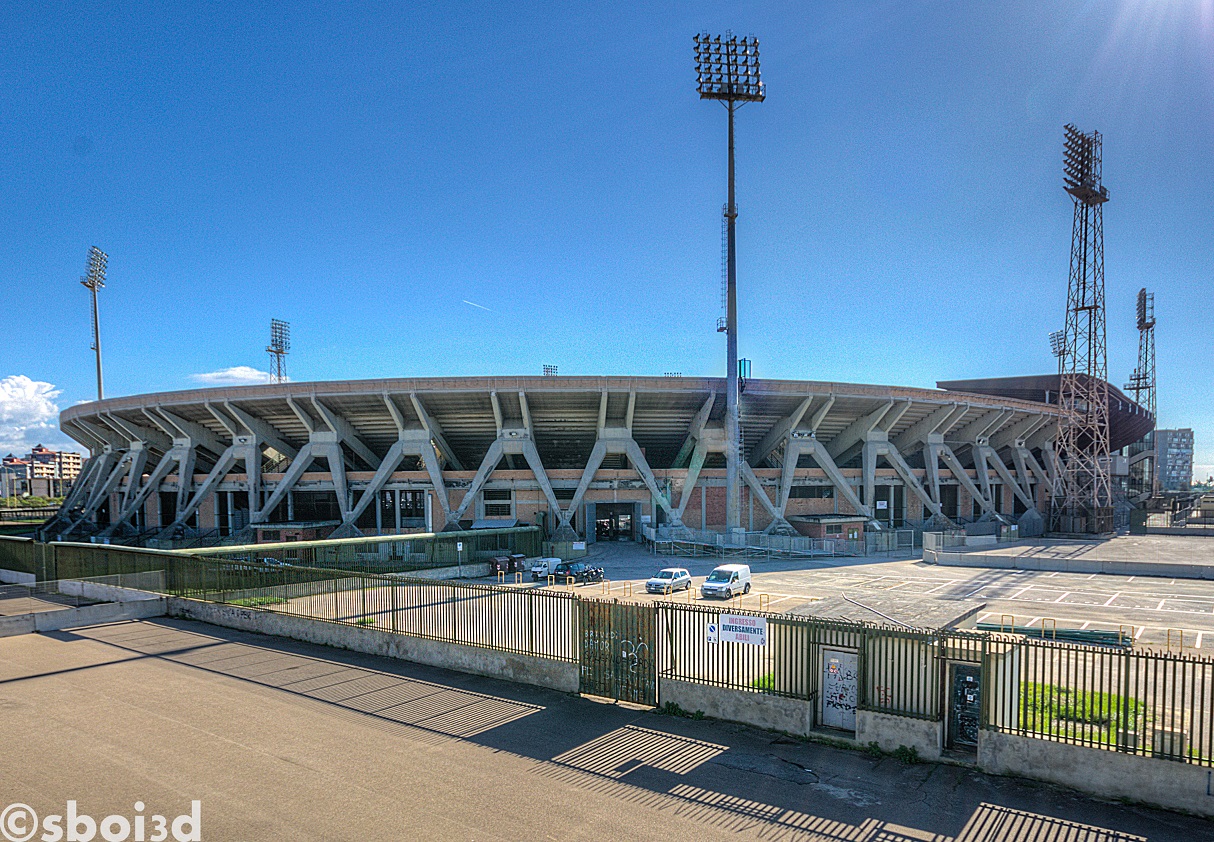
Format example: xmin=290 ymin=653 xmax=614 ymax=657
xmin=2 ymin=1 xmax=1211 ymax=477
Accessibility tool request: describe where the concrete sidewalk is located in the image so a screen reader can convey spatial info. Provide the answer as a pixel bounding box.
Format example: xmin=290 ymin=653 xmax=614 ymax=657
xmin=0 ymin=618 xmax=1205 ymax=841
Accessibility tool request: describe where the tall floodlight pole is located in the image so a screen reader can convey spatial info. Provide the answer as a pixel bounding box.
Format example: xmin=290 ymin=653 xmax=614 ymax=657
xmin=267 ymin=319 xmax=291 ymax=383
xmin=1053 ymin=124 xmax=1112 ymax=534
xmin=695 ymin=32 xmax=764 ymax=533
xmin=1125 ymin=288 xmax=1157 ymax=499
xmin=80 ymin=246 xmax=108 ymax=401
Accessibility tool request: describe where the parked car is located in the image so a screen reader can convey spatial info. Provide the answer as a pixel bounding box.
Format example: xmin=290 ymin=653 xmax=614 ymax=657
xmin=530 ymin=557 xmax=564 ymax=580
xmin=700 ymin=564 xmax=752 ymax=599
xmin=551 ymin=560 xmax=604 ymax=584
xmin=646 ymin=567 xmax=692 ymax=594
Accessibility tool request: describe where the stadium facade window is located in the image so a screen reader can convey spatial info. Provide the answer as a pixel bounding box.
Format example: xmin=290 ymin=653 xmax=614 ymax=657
xmin=483 ymin=487 xmax=513 ymax=518
xmin=789 ymin=485 xmax=833 ymax=498
xmin=294 ymin=491 xmax=342 ymax=523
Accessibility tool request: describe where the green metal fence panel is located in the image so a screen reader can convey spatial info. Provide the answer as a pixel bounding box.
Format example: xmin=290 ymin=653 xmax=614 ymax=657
xmin=174 ymin=526 xmax=542 ymax=574
xmin=861 ymin=627 xmax=941 ymax=720
xmin=14 ymin=538 xmax=1214 ymax=767
xmin=0 ymin=536 xmax=37 ymax=575
xmin=982 ymin=636 xmax=1214 ymax=766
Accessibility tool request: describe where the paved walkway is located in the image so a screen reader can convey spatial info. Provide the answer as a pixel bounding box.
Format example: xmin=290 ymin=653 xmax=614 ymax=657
xmin=0 ymin=618 xmax=1206 ymax=841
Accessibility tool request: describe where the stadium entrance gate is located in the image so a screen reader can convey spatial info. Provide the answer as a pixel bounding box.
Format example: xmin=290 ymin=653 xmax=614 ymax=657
xmin=578 ymin=600 xmax=657 ymax=705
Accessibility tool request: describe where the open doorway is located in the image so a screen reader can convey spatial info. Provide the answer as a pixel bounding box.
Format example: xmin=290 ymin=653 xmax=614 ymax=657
xmin=595 ymin=502 xmax=635 ymax=541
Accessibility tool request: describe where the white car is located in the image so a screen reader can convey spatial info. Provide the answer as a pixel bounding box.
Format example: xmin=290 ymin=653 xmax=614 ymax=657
xmin=700 ymin=564 xmax=752 ymax=599
xmin=646 ymin=567 xmax=692 ymax=594
xmin=530 ymin=558 xmax=563 ymax=580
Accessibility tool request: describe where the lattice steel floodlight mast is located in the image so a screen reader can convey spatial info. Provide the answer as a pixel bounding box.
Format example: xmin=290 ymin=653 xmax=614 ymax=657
xmin=1125 ymin=288 xmax=1157 ymax=498
xmin=1049 ymin=330 xmax=1066 ymax=377
xmin=80 ymin=246 xmax=108 ymax=401
xmin=695 ymin=31 xmax=764 ymax=533
xmin=1052 ymin=124 xmax=1113 ymax=534
xmin=267 ymin=319 xmax=290 ymax=383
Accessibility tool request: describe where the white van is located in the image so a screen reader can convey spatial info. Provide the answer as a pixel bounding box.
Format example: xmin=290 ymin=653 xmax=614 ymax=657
xmin=530 ymin=557 xmax=563 ymax=580
xmin=699 ymin=564 xmax=752 ymax=599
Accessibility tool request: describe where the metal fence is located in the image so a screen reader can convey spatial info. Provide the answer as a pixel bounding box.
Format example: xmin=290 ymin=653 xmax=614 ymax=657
xmin=647 ymin=527 xmax=864 ymax=559
xmin=170 ymin=555 xmax=577 ymax=662
xmin=175 ymin=526 xmax=542 ymax=574
xmin=985 ymin=636 xmax=1214 ymax=764
xmin=656 ymin=601 xmax=944 ymax=721
xmin=4 ymin=538 xmax=1214 ymax=766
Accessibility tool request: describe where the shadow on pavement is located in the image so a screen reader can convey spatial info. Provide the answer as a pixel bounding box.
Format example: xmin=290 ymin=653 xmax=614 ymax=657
xmin=50 ymin=617 xmax=1196 ymax=842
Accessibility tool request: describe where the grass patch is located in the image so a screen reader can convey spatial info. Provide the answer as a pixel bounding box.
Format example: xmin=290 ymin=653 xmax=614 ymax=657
xmin=751 ymin=673 xmax=776 ymax=692
xmin=1021 ymin=682 xmax=1146 ymax=744
xmin=229 ymin=596 xmax=288 ymax=608
xmin=354 ymin=617 xmax=376 ymax=626
xmin=657 ymin=701 xmax=705 ymax=720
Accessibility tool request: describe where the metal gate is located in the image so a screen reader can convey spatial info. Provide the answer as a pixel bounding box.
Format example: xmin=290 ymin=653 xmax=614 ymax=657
xmin=579 ymin=600 xmax=657 ymax=705
xmin=948 ymin=663 xmax=982 ymax=749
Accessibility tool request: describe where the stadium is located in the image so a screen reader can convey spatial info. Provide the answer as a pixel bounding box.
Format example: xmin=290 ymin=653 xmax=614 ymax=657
xmin=37 ymin=372 xmax=1150 ymax=550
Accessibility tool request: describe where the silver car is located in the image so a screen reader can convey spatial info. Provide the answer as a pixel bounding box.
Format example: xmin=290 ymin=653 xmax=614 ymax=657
xmin=646 ymin=567 xmax=692 ymax=594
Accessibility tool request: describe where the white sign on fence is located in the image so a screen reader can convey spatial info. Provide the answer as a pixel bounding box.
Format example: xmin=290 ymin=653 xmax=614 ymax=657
xmin=706 ymin=622 xmax=719 ymax=643
xmin=572 ymin=541 xmax=586 ymax=551
xmin=876 ymin=500 xmax=888 ymax=510
xmin=719 ymin=613 xmax=767 ymax=646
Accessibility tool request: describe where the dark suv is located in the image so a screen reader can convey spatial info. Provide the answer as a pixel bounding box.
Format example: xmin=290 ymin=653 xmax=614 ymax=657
xmin=552 ymin=561 xmax=604 ymax=584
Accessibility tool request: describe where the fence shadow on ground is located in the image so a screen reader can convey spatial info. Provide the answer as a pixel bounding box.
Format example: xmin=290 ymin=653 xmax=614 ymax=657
xmin=47 ymin=618 xmax=1168 ymax=842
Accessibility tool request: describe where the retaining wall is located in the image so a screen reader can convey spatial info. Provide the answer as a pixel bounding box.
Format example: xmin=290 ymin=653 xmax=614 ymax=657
xmin=0 ymin=569 xmax=36 ymax=585
xmin=978 ymin=729 xmax=1214 ymax=818
xmin=658 ymin=677 xmax=816 ymax=736
xmin=0 ymin=599 xmax=167 ymax=638
xmin=855 ymin=710 xmax=943 ymax=759
xmin=59 ymin=575 xmax=166 ymax=603
xmin=167 ymin=597 xmax=579 ymax=693
xmin=926 ymin=549 xmax=1214 ymax=581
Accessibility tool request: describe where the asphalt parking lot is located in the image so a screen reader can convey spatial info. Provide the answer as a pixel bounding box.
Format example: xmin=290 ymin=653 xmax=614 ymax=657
xmin=479 ymin=540 xmax=1214 ymax=650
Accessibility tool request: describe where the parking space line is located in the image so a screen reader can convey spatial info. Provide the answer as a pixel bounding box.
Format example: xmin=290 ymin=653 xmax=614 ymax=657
xmin=1080 ymin=621 xmax=1091 ymax=629
xmin=1196 ymin=632 xmax=1204 ymax=650
xmin=1135 ymin=626 xmax=1146 ymax=640
xmin=1157 ymin=599 xmax=1167 ymax=611
xmin=1054 ymin=592 xmax=1070 ymax=603
xmin=1103 ymin=592 xmax=1121 ymax=606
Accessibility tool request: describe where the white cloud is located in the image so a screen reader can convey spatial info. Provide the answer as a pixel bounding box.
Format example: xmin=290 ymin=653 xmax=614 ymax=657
xmin=190 ymin=366 xmax=280 ymax=386
xmin=0 ymin=375 xmax=75 ymax=455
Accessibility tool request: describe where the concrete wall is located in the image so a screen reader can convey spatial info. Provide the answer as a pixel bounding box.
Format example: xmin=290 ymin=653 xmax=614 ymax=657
xmin=0 ymin=599 xmax=167 ymax=638
xmin=979 ymin=729 xmax=1214 ymax=818
xmin=659 ymin=677 xmax=815 ymax=736
xmin=168 ymin=597 xmax=579 ymax=694
xmin=59 ymin=577 xmax=166 ymax=603
xmin=0 ymin=568 xmax=36 ymax=585
xmin=926 ymin=549 xmax=1214 ymax=580
xmin=856 ymin=710 xmax=943 ymax=760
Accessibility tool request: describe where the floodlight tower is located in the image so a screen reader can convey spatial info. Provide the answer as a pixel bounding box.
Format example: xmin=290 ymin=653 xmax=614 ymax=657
xmin=1052 ymin=124 xmax=1113 ymax=534
xmin=267 ymin=319 xmax=290 ymax=383
xmin=1049 ymin=330 xmax=1066 ymax=377
xmin=695 ymin=31 xmax=765 ymax=533
xmin=80 ymin=246 xmax=108 ymax=401
xmin=1125 ymin=288 xmax=1157 ymax=498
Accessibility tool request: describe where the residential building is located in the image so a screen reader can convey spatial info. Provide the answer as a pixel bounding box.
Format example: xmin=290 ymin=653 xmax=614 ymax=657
xmin=1155 ymin=428 xmax=1194 ymax=492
